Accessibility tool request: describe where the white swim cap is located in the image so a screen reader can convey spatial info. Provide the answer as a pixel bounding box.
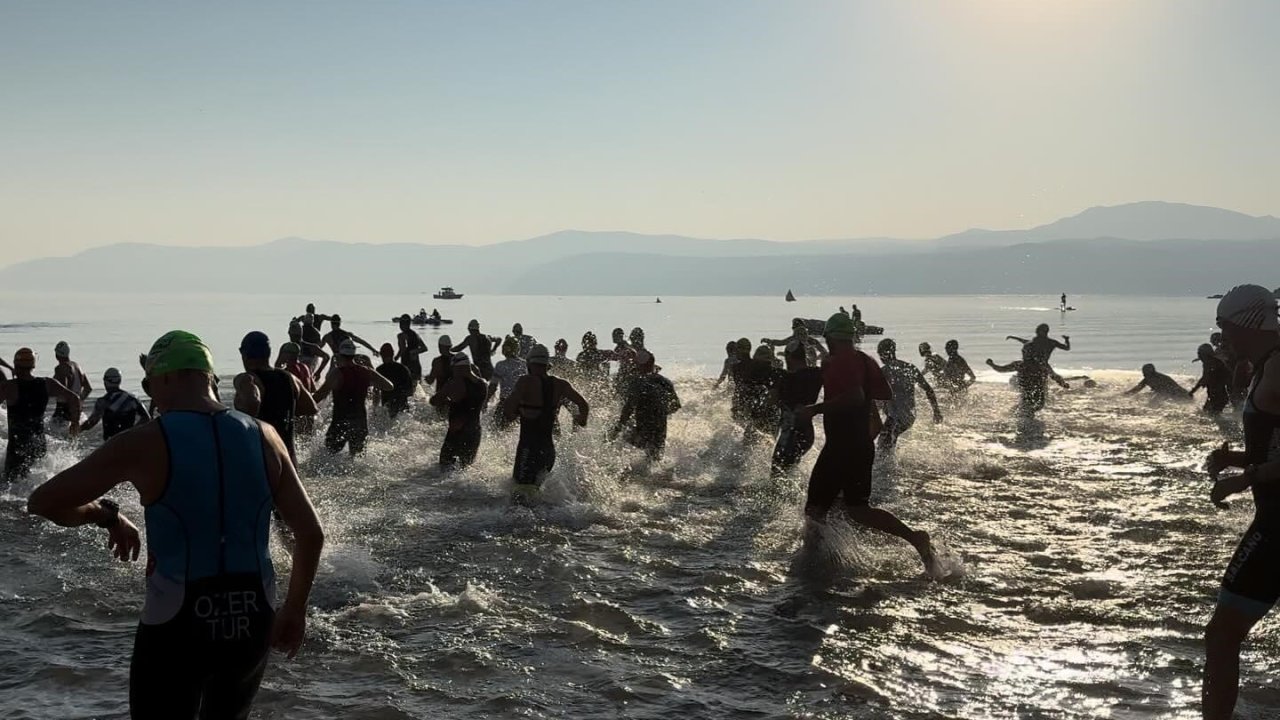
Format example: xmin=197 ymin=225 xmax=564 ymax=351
xmin=1217 ymin=284 xmax=1278 ymax=331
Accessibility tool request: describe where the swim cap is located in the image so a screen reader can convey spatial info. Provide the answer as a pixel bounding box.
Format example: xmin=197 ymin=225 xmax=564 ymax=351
xmin=753 ymin=346 xmax=773 ymax=362
xmin=54 ymin=341 xmax=70 ymax=358
xmin=331 ymin=314 xmax=342 ymax=324
xmin=1141 ymin=363 xmax=1156 ymax=374
xmin=146 ymin=331 xmax=215 ymax=377
xmin=824 ymin=313 xmax=857 ymax=340
xmin=513 ymin=323 xmax=524 ymax=334
xmin=280 ymin=342 xmax=301 ymax=355
xmin=792 ymin=318 xmax=805 ymax=330
xmin=439 ymin=335 xmax=452 ymax=347
xmin=451 ymin=352 xmax=471 ymax=367
xmin=1194 ymin=343 xmax=1214 ymax=361
xmin=527 ymin=344 xmax=550 ymax=365
xmin=945 ymin=339 xmax=959 ymax=351
xmin=737 ymin=338 xmax=751 ymax=352
xmin=399 ymin=313 xmax=411 ymax=324
xmin=14 ymin=348 xmax=36 ymax=369
xmin=239 ymin=331 xmax=271 ymax=360
xmin=103 ymin=367 xmax=122 ymax=386
xmin=338 ymin=339 xmax=357 ymax=357
xmin=630 ymin=327 xmax=645 ymax=342
xmin=877 ymin=338 xmax=896 ymax=355
xmin=468 ymin=319 xmax=480 ymax=330
xmin=919 ymin=342 xmax=932 ymax=353
xmin=1217 ymin=284 xmax=1278 ymax=331
xmin=306 ymin=303 xmax=316 ymax=314
xmin=379 ymin=342 xmax=395 ymax=356
xmin=555 ymin=339 xmax=568 ymax=351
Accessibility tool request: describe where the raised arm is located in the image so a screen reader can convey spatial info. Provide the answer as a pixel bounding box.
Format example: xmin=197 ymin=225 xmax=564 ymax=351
xmin=986 ymin=359 xmax=1018 ymax=373
xmin=1005 ymin=336 xmax=1029 ymax=345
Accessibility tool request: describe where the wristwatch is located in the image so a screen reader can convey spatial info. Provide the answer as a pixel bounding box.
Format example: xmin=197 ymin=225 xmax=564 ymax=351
xmin=94 ymin=498 xmax=120 ymax=529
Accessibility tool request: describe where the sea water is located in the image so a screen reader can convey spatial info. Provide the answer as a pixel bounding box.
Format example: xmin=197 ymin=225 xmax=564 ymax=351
xmin=1 ymin=293 xmax=1272 ymax=719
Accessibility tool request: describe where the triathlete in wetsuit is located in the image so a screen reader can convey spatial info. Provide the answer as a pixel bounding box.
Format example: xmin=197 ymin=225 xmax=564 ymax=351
xmin=488 ymin=337 xmax=528 ymax=428
xmin=453 ymin=320 xmax=501 ymax=381
xmin=1200 ymin=285 xmax=1280 ymax=718
xmin=941 ymin=340 xmax=977 ymax=391
xmin=737 ymin=346 xmax=784 ymax=443
xmin=313 ymin=340 xmax=394 ymax=456
xmin=2 ymin=348 xmax=81 ymax=481
xmin=610 ymin=350 xmax=680 ymax=461
xmin=609 ymin=327 xmax=637 ymax=396
xmin=1124 ymin=363 xmax=1188 ymax=399
xmin=376 ymin=343 xmax=416 ymax=418
xmin=52 ymin=341 xmax=91 ymax=423
xmin=918 ymin=342 xmax=946 ymax=384
xmin=424 ymin=336 xmax=455 ymax=417
xmin=511 ymin=323 xmax=537 ymax=359
xmin=434 ymin=353 xmax=488 ymax=470
xmin=1191 ymin=343 xmax=1232 ymax=415
xmin=26 ymin=330 xmax=324 ymax=720
xmin=876 ymin=339 xmax=942 ymax=450
xmin=504 ymin=345 xmax=589 ymax=503
xmin=321 ymin=315 xmax=377 ymax=357
xmin=235 ymin=332 xmax=318 ymax=464
xmin=396 ymin=315 xmax=428 ymax=382
xmin=575 ymin=332 xmax=610 ymax=388
xmin=770 ymin=342 xmax=822 ymax=477
xmin=81 ymin=368 xmax=151 ymax=441
xmin=795 ymin=314 xmax=936 ymax=572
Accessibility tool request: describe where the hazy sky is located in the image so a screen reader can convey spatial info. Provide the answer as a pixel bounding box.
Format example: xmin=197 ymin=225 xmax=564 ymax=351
xmin=2 ymin=1 xmax=1278 ymax=263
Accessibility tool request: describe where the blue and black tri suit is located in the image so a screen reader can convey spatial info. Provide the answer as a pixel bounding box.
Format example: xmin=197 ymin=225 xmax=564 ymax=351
xmin=130 ymin=410 xmax=276 ymax=720
xmin=1220 ymin=349 xmax=1280 ymax=618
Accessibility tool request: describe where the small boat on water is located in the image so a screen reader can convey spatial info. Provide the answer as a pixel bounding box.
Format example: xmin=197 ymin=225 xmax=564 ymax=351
xmin=433 ymin=287 xmax=464 ymax=300
xmin=785 ymin=289 xmax=796 ymax=302
xmin=394 ymin=312 xmax=453 ymax=326
xmin=1207 ymin=294 xmax=1225 ymax=299
xmin=801 ymin=318 xmax=883 ymax=337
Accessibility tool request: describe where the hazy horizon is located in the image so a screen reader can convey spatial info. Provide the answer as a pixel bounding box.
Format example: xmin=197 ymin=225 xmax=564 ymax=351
xmin=4 ymin=1 xmax=1280 ymax=263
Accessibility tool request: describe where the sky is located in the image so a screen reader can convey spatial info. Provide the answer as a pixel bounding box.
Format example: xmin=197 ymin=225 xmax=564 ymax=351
xmin=2 ymin=1 xmax=1279 ymax=264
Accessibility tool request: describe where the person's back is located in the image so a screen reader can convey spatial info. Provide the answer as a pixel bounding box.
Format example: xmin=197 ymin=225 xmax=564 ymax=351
xmin=633 ymin=373 xmax=678 ymax=438
xmin=96 ymin=388 xmax=148 ymax=440
xmin=882 ymin=360 xmax=919 ymax=422
xmin=8 ymin=376 xmax=50 ymax=434
xmin=137 ymin=409 xmax=275 ymax=717
xmin=1147 ymin=371 xmax=1186 ymax=397
xmin=1201 ymin=354 xmax=1231 ymax=412
xmin=376 ymin=360 xmax=414 ymax=414
xmin=334 ymin=366 xmax=371 ymax=420
xmin=250 ymin=368 xmax=297 ymax=459
xmin=492 ymin=356 xmax=527 ymax=403
xmin=922 ymin=353 xmax=945 ymax=380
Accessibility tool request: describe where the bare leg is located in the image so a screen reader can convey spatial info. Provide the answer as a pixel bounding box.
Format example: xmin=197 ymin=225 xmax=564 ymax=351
xmin=1203 ymin=603 xmax=1260 ymax=719
xmin=846 ymin=504 xmax=935 ymax=571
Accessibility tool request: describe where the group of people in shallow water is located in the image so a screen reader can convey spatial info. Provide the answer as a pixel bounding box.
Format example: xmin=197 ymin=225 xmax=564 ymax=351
xmin=7 ymin=286 xmax=1280 ymax=719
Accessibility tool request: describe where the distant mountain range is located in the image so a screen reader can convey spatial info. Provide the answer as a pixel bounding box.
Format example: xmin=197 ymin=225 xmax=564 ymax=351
xmin=2 ymin=201 xmax=1277 ymax=295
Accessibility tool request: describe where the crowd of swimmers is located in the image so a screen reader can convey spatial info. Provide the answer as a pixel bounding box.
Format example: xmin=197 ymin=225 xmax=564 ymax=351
xmin=7 ymin=286 xmax=1280 ymax=719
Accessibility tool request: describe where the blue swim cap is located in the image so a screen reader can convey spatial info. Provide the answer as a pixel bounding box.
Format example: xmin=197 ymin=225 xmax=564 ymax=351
xmin=239 ymin=331 xmax=271 ymax=360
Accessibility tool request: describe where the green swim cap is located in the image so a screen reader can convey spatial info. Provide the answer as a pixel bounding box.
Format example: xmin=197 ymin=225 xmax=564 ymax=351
xmin=146 ymin=330 xmax=215 ymax=377
xmin=824 ymin=313 xmax=858 ymax=340
xmin=280 ymin=341 xmax=301 ymax=355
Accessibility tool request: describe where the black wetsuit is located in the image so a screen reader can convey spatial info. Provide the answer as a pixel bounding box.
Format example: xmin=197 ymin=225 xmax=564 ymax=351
xmin=1220 ymin=349 xmax=1280 ymax=616
xmin=94 ymin=388 xmax=150 ymax=441
xmin=1198 ymin=356 xmax=1232 ymax=415
xmin=325 ymin=367 xmax=370 ymax=455
xmin=619 ymin=374 xmax=680 ymax=460
xmin=377 ymin=361 xmax=415 ymax=418
xmin=441 ymin=379 xmax=485 ymax=469
xmin=398 ymin=330 xmax=427 ymax=380
xmin=575 ymin=349 xmax=610 ymax=386
xmin=251 ymin=369 xmax=297 ymax=462
xmin=5 ymin=378 xmax=49 ymax=481
xmin=772 ymin=367 xmax=822 ymax=475
xmin=428 ymin=354 xmax=453 ymax=395
xmin=513 ymin=375 xmax=557 ymax=487
xmin=456 ymin=333 xmax=498 ymax=380
xmin=738 ymin=360 xmax=783 ymax=440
